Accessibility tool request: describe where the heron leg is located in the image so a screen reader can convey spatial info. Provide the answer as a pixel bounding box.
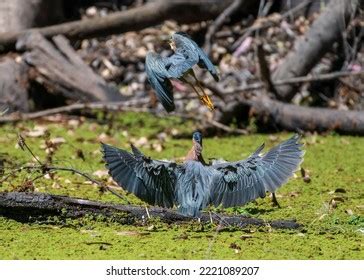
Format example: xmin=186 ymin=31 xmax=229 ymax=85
xmin=180 ymin=76 xmax=202 ymax=98
xmin=271 ymin=193 xmax=281 ymax=208
xmin=186 ymin=70 xmax=214 ymax=111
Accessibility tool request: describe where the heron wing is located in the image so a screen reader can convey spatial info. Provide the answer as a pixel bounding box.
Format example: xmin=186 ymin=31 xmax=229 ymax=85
xmin=145 ymin=53 xmax=175 ymax=112
xmin=173 ymin=32 xmax=219 ymax=81
xmin=101 ymin=143 xmax=177 ymax=207
xmin=210 ymin=134 xmax=304 ymax=207
xmin=195 ymin=46 xmax=219 ymax=82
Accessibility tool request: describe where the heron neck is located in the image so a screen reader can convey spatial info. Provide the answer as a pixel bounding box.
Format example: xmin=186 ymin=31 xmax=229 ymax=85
xmin=186 ymin=142 xmax=206 ymax=165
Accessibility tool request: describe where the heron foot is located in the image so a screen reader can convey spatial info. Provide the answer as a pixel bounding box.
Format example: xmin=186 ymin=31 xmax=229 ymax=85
xmin=271 ymin=193 xmax=281 ymax=208
xmin=199 ymin=95 xmax=214 ymax=111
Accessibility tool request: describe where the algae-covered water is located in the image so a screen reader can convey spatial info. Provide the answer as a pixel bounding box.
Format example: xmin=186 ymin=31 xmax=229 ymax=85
xmin=0 ymin=112 xmax=363 ymax=259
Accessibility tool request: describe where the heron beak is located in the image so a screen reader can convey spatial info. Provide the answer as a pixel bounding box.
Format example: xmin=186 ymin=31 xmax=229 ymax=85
xmin=168 ymin=39 xmax=176 ymax=51
xmin=199 ymin=94 xmax=214 ymax=111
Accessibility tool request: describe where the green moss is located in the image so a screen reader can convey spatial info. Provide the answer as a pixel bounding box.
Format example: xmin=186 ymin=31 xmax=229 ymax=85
xmin=0 ymin=112 xmax=363 ymax=259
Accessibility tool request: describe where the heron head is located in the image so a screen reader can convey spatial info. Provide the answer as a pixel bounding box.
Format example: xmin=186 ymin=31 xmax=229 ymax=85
xmin=192 ymin=131 xmax=203 ymax=146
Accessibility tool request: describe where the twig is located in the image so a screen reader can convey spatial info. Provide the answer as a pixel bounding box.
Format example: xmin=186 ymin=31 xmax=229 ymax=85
xmin=18 ymin=134 xmax=43 ymax=166
xmin=2 ymin=164 xmax=129 ymax=204
xmin=255 ymin=40 xmax=278 ymax=95
xmin=231 ymin=0 xmax=313 ymax=52
xmin=2 ymin=136 xmax=129 ymax=204
xmin=0 ymin=100 xmax=151 ymax=123
xmin=0 ymin=94 xmax=202 ymax=123
xmin=204 ymin=0 xmax=243 ymax=55
xmin=208 ymin=70 xmax=364 ymax=95
xmin=206 ymin=119 xmax=248 ymax=135
xmin=281 ymin=0 xmax=313 ymax=19
xmin=271 ymin=70 xmax=364 ymax=86
xmin=173 ymin=112 xmax=249 ymax=135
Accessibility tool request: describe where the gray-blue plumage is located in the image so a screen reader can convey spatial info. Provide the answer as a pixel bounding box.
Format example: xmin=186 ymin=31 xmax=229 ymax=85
xmin=145 ymin=33 xmax=219 ymax=112
xmin=101 ymin=134 xmax=304 ymax=217
xmin=168 ymin=32 xmax=219 ymax=81
xmin=209 ymin=134 xmax=304 ymax=208
xmin=175 ymin=161 xmax=215 ymax=217
xmin=145 ymin=52 xmax=175 ymax=112
xmin=102 ymin=142 xmax=176 ymax=207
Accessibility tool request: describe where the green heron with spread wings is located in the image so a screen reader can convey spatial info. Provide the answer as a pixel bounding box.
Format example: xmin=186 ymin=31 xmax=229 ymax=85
xmin=145 ymin=32 xmax=219 ymax=113
xmin=102 ymin=133 xmax=304 ymax=217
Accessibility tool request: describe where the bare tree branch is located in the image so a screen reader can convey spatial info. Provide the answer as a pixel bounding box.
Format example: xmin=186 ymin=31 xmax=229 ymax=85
xmin=204 ymin=0 xmax=244 ymax=55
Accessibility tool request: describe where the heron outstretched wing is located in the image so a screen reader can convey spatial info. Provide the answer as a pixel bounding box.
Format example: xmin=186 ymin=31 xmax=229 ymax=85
xmin=172 ymin=32 xmax=219 ymax=81
xmin=145 ymin=52 xmax=175 ymax=112
xmin=209 ymin=134 xmax=304 ymax=208
xmin=101 ymin=143 xmax=178 ymax=207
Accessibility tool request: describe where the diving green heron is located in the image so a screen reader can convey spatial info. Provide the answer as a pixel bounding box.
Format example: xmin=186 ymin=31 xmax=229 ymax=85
xmin=101 ymin=133 xmax=304 ymax=217
xmin=145 ymin=32 xmax=219 ymax=112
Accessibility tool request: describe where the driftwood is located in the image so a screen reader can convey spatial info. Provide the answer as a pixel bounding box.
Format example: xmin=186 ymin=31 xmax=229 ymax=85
xmin=0 ymin=0 xmax=64 ymax=33
xmin=216 ymin=97 xmax=364 ymax=135
xmin=16 ymin=32 xmax=123 ymax=102
xmin=0 ymin=0 xmax=243 ymax=53
xmin=0 ymin=100 xmax=150 ymax=123
xmin=272 ymin=0 xmax=358 ymax=101
xmin=0 ymin=192 xmax=301 ymax=229
xmin=0 ymin=57 xmax=29 ymax=112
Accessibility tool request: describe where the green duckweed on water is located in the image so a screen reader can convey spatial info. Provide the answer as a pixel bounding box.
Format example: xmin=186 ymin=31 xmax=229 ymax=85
xmin=0 ymin=112 xmax=363 ymax=259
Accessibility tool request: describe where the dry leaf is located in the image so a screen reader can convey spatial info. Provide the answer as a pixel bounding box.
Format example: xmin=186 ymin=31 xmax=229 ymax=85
xmin=240 ymin=235 xmax=253 ymax=240
xmin=93 ymin=169 xmax=109 ymax=178
xmin=134 ymin=136 xmax=149 ymax=147
xmin=50 ymin=137 xmax=66 ymax=145
xmin=152 ymin=142 xmax=163 ymax=152
xmin=25 ymin=126 xmax=47 ymax=138
xmin=116 ymin=231 xmax=140 ymax=236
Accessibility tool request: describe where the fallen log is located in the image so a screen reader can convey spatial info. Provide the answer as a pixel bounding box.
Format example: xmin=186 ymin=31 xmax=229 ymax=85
xmin=0 ymin=192 xmax=301 ymax=230
xmin=17 ymin=32 xmax=123 ymax=102
xmin=272 ymin=0 xmax=358 ymax=101
xmin=0 ymin=0 xmax=238 ymax=53
xmin=0 ymin=57 xmax=29 ymax=112
xmin=216 ymin=97 xmax=364 ymax=135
